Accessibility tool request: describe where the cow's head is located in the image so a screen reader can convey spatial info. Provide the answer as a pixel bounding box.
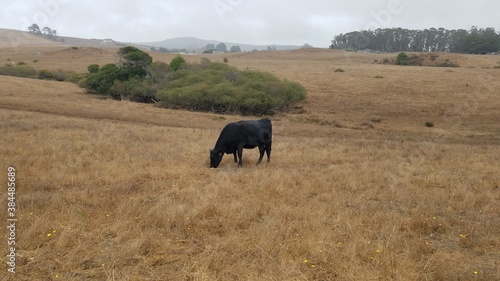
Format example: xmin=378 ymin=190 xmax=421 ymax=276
xmin=209 ymin=149 xmax=223 ymax=168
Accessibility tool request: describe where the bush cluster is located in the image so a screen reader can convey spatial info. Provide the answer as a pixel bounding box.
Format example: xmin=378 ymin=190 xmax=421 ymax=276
xmin=78 ymin=47 xmax=157 ymax=102
xmin=395 ymin=52 xmax=458 ymax=67
xmin=78 ymin=47 xmax=306 ymax=115
xmin=0 ymin=64 xmax=36 ymax=78
xmin=395 ymin=52 xmax=423 ymax=66
xmin=0 ymin=63 xmax=81 ymax=82
xmin=158 ymin=60 xmax=306 ymax=115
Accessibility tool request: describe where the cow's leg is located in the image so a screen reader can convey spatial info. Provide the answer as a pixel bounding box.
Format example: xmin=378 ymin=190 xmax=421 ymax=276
xmin=233 ymin=151 xmax=238 ymax=163
xmin=257 ymin=144 xmax=265 ymax=164
xmin=237 ymin=145 xmax=244 ymax=167
xmin=265 ymin=143 xmax=271 ymax=163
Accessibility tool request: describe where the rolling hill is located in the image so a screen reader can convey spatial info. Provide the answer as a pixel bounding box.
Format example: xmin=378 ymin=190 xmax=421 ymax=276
xmin=140 ymin=36 xmax=300 ymax=51
xmin=0 ymin=28 xmax=300 ymax=52
xmin=1 ymin=26 xmax=499 ymax=280
xmin=0 ymin=28 xmax=129 ymax=49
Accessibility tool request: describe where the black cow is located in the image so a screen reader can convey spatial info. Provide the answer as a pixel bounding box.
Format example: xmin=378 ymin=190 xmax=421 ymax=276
xmin=210 ymin=118 xmax=272 ymax=168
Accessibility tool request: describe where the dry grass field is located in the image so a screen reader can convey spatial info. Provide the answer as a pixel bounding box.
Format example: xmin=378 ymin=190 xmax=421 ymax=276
xmin=1 ymin=29 xmax=499 ymax=280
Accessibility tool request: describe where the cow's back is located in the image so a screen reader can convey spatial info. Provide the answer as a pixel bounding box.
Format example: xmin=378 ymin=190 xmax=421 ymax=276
xmin=215 ymin=118 xmax=272 ymax=149
xmin=217 ymin=123 xmax=244 ymax=147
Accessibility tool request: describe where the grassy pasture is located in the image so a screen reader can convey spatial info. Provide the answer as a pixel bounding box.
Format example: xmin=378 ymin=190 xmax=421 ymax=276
xmin=1 ymin=35 xmax=499 ymax=280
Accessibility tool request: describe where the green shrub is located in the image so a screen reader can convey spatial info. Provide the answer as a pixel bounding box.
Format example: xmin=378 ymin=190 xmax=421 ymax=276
xmin=0 ymin=62 xmax=78 ymax=82
xmin=148 ymin=61 xmax=171 ymax=83
xmin=77 ymin=52 xmax=306 ymax=111
xmin=64 ymin=71 xmax=83 ymax=83
xmin=109 ymin=77 xmax=155 ymax=102
xmin=38 ymin=69 xmax=54 ymax=80
xmin=0 ymin=64 xmax=36 ymax=78
xmin=79 ymin=63 xmax=126 ymax=95
xmin=424 ymin=121 xmax=434 ymax=127
xmin=158 ymin=60 xmax=306 ymax=115
xmin=170 ymin=55 xmax=186 ymax=71
xmin=117 ymin=46 xmax=152 ymax=78
xmin=52 ymin=70 xmax=70 ymax=81
xmin=87 ymin=64 xmax=100 ymax=73
xmin=396 ymin=52 xmax=409 ymax=65
xmin=334 ymin=68 xmax=345 ymax=72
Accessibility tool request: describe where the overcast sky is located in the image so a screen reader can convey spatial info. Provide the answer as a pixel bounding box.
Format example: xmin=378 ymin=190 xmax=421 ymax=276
xmin=1 ymin=0 xmax=499 ymax=47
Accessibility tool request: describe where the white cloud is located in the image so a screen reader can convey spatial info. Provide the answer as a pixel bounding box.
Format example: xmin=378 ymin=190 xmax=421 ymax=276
xmin=0 ymin=0 xmax=498 ymax=47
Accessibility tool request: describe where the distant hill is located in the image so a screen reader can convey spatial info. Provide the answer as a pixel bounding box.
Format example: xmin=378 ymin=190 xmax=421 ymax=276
xmin=0 ymin=28 xmax=61 ymax=47
xmin=138 ymin=37 xmax=300 ymax=52
xmin=0 ymin=28 xmax=300 ymax=52
xmin=0 ymin=28 xmax=131 ymax=49
xmin=59 ymin=36 xmax=128 ymax=48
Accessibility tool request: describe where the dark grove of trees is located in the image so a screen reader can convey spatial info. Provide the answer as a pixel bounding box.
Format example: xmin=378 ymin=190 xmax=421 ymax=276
xmin=330 ymin=27 xmax=500 ymax=54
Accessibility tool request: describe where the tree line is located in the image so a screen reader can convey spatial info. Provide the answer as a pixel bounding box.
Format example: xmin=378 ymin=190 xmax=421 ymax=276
xmin=27 ymin=23 xmax=62 ymax=42
xmin=329 ymin=27 xmax=500 ymax=54
xmin=204 ymin=43 xmax=241 ymax=53
xmin=150 ymin=46 xmax=188 ymax=54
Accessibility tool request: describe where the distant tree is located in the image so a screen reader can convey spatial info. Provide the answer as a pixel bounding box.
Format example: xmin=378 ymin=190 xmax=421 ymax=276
xmin=42 ymin=27 xmax=52 ymax=36
xmin=28 ymin=24 xmax=60 ymax=40
xmin=466 ymin=27 xmax=500 ymax=54
xmin=79 ymin=63 xmax=125 ymax=95
xmin=482 ymin=27 xmax=500 ymax=53
xmin=330 ymin=26 xmax=500 ymax=54
xmin=301 ymin=43 xmax=313 ymax=48
xmin=150 ymin=46 xmax=157 ymax=52
xmin=117 ymin=46 xmax=153 ymax=77
xmin=28 ymin=24 xmax=41 ymax=34
xmin=205 ymin=43 xmax=215 ymax=50
xmin=80 ymin=47 xmax=152 ymax=97
xmin=396 ymin=52 xmax=409 ymax=65
xmin=216 ymin=42 xmax=227 ymax=52
xmin=229 ymin=45 xmax=241 ymax=52
xmin=267 ymin=46 xmax=277 ymax=51
xmin=448 ymin=29 xmax=469 ymax=53
xmin=170 ymin=55 xmax=186 ymax=71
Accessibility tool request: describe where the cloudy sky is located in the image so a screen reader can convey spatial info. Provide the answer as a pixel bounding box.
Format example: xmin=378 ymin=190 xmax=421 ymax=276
xmin=1 ymin=0 xmax=498 ymax=47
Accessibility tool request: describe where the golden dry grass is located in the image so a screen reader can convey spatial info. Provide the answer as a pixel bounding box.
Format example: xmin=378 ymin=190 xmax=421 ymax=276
xmin=1 ymin=29 xmax=499 ymax=280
